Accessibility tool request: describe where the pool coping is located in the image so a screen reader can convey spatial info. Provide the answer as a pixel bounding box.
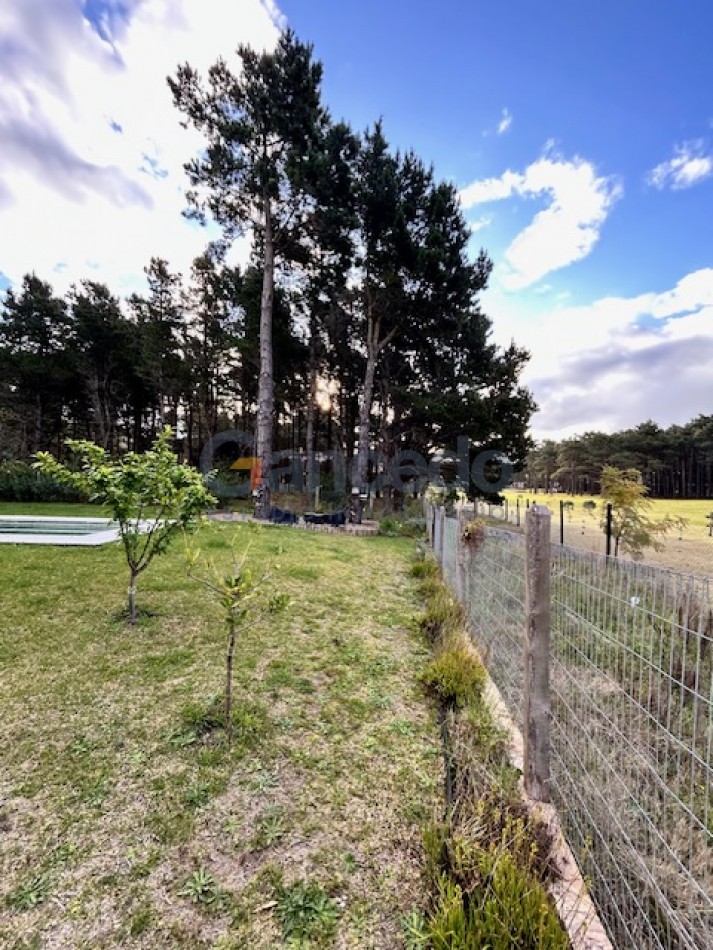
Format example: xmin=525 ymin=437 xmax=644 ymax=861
xmin=0 ymin=516 xmax=135 ymax=546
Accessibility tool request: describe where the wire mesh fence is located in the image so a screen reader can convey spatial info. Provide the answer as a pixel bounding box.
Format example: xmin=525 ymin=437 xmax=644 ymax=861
xmin=425 ymin=500 xmax=713 ymax=949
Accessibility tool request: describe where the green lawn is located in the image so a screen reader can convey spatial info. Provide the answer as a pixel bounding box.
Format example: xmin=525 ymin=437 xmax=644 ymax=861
xmin=0 ymin=507 xmax=440 ymax=948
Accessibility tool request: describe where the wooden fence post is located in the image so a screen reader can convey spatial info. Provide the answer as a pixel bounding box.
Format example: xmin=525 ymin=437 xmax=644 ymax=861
xmin=456 ymin=507 xmax=468 ymax=602
xmin=524 ymin=504 xmax=552 ymax=802
xmin=437 ymin=507 xmax=445 ymax=564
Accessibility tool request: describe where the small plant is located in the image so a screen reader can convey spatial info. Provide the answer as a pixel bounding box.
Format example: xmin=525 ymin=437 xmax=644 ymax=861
xmin=583 ymin=500 xmax=597 ymax=515
xmin=7 ymin=873 xmax=51 ymax=911
xmin=254 ymin=807 xmax=289 ymax=848
xmin=402 ymin=907 xmax=430 ymax=948
xmin=461 ymin=518 xmax=486 ymax=551
xmin=184 ymin=782 xmax=212 ymax=809
xmin=378 ymin=515 xmax=401 ymax=536
xmin=422 ymin=640 xmax=486 ymax=708
xmin=186 ymin=532 xmax=288 ymax=746
xmin=179 ymin=866 xmax=219 ymax=905
xmin=411 ymin=558 xmax=439 ymax=580
xmin=275 ymin=879 xmax=339 ymax=944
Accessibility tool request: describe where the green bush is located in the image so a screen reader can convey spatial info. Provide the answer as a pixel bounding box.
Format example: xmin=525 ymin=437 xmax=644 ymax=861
xmin=378 ymin=515 xmax=400 ymax=536
xmin=379 ymin=515 xmax=426 ymax=538
xmin=0 ymin=460 xmax=88 ymax=503
xmin=422 ymin=641 xmax=486 ymax=708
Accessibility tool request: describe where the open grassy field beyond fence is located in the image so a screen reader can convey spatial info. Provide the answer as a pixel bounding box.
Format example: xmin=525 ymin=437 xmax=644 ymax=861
xmin=0 ymin=505 xmax=442 ymax=948
xmin=501 ymin=491 xmax=713 ymax=576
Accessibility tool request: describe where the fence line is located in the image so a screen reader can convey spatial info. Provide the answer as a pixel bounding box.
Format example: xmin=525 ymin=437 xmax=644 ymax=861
xmin=425 ymin=500 xmax=713 ymax=950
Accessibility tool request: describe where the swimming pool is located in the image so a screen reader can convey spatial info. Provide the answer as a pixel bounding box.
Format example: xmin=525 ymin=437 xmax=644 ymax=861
xmin=0 ymin=517 xmax=121 ymax=546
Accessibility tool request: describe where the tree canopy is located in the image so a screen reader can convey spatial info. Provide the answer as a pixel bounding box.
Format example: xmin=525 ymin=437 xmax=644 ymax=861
xmin=525 ymin=419 xmax=713 ymax=499
xmin=1 ymin=29 xmax=536 ymax=506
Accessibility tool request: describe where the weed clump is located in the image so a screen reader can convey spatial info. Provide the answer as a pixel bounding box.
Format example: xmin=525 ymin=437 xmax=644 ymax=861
xmin=426 ymin=851 xmax=568 ymax=949
xmin=419 ymin=588 xmax=463 ymax=643
xmin=422 ymin=641 xmax=486 ymax=708
xmin=275 ymin=879 xmax=339 ymax=945
xmin=170 ymin=694 xmax=268 ymax=749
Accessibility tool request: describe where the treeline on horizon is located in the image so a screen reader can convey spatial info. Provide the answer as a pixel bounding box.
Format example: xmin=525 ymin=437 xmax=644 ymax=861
xmin=0 ymin=31 xmax=534 ymax=499
xmin=525 ymin=419 xmax=713 ymax=499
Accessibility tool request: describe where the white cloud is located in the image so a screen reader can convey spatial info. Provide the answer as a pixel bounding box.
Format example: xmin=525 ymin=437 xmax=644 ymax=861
xmin=0 ymin=0 xmax=282 ymax=295
xmin=460 ymin=150 xmax=622 ymax=290
xmin=468 ymin=215 xmax=492 ymax=233
xmin=647 ymin=140 xmax=713 ymax=191
xmin=497 ymin=108 xmax=512 ymax=135
xmin=483 ymin=268 xmax=713 ymax=439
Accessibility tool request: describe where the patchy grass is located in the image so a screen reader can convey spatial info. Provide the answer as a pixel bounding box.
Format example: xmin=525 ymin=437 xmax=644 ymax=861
xmin=0 ymin=506 xmax=440 ymax=948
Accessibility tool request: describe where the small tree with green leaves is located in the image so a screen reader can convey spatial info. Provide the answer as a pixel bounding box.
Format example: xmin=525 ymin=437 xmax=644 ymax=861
xmin=599 ymin=466 xmax=685 ymax=559
xmin=186 ymin=529 xmax=289 ymax=745
xmin=34 ymin=427 xmax=215 ymax=622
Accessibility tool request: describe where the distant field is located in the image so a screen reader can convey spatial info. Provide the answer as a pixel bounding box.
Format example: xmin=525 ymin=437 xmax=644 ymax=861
xmin=499 ymin=491 xmax=713 ymax=576
xmin=503 ymin=491 xmax=713 ymax=531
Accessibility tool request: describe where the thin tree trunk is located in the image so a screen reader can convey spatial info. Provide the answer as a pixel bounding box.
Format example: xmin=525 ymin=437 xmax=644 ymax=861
xmin=128 ymin=570 xmax=139 ymax=624
xmin=225 ymin=619 xmax=236 ymax=745
xmin=35 ymin=392 xmax=43 ymax=454
xmin=256 ymin=201 xmax=275 ymax=517
xmin=305 ymin=322 xmax=318 ymax=494
xmin=356 ymin=319 xmax=378 ymax=489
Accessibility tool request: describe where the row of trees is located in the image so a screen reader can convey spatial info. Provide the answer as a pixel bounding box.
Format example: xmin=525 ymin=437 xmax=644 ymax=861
xmin=525 ymin=418 xmax=713 ymax=498
xmin=0 ymin=259 xmax=300 ymax=461
xmin=1 ymin=31 xmax=534 ymax=505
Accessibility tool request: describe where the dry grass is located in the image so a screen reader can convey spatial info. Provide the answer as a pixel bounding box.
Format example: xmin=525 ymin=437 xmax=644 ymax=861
xmin=0 ymin=506 xmax=441 ymax=948
xmin=500 ymin=491 xmax=713 ymax=576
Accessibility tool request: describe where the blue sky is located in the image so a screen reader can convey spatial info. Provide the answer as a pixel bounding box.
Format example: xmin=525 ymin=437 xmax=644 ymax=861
xmin=1 ymin=0 xmax=712 ymax=438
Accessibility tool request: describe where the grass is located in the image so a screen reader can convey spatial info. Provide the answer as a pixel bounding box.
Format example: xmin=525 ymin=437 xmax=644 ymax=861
xmin=0 ymin=503 xmax=441 ymax=948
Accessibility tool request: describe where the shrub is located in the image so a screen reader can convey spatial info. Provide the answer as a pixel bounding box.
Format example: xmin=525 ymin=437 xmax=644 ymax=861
xmin=422 ymin=641 xmax=486 ymax=708
xmin=379 ymin=515 xmax=401 ymax=536
xmin=0 ymin=460 xmax=88 ymax=503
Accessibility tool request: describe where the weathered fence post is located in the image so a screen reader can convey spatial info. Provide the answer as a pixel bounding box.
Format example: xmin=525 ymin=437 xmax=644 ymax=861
xmin=456 ymin=507 xmax=468 ymax=602
xmin=524 ymin=504 xmax=552 ymax=802
xmin=437 ymin=506 xmax=445 ymax=564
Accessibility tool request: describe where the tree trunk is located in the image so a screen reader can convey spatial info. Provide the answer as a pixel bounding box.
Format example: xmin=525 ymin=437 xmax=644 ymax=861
xmin=128 ymin=570 xmax=139 ymax=624
xmin=256 ymin=201 xmax=275 ymax=517
xmin=356 ymin=319 xmax=378 ymax=489
xmin=35 ymin=392 xmax=43 ymax=454
xmin=225 ymin=619 xmax=237 ymax=745
xmin=305 ymin=319 xmax=318 ymax=493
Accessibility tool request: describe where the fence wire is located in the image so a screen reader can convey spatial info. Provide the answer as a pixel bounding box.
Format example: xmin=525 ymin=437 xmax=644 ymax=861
xmin=427 ymin=502 xmax=713 ymax=950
